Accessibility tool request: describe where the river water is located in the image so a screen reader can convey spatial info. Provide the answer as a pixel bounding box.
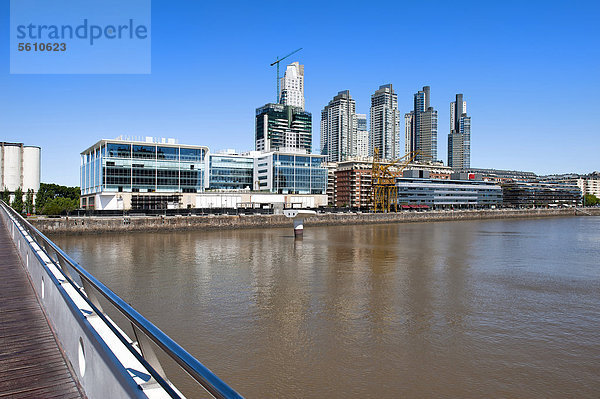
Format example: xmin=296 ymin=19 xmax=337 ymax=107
xmin=51 ymin=216 xmax=600 ymax=398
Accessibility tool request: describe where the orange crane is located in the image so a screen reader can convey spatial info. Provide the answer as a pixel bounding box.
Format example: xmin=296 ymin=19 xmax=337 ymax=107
xmin=371 ymin=148 xmax=420 ymax=212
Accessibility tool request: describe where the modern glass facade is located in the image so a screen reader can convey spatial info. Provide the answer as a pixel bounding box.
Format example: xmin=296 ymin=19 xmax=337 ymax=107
xmin=255 ymin=152 xmax=327 ymax=195
xmin=396 ymin=177 xmax=502 ymax=208
xmin=207 ymin=154 xmax=254 ymax=190
xmin=255 ymin=103 xmax=312 ymax=153
xmin=274 ymin=154 xmax=326 ymax=194
xmin=81 ymin=140 xmax=207 ymax=195
xmin=501 ymin=181 xmax=581 ymax=207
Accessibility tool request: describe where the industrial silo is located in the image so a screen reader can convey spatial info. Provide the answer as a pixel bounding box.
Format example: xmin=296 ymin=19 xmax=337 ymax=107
xmin=1 ymin=143 xmax=22 ymax=191
xmin=1 ymin=142 xmax=41 ymax=193
xmin=22 ymin=146 xmax=41 ymax=192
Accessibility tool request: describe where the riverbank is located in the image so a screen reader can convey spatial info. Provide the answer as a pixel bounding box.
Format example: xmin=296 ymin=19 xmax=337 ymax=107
xmin=31 ymin=207 xmax=600 ymax=235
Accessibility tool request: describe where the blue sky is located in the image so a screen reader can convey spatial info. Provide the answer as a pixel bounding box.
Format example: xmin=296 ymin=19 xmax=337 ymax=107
xmin=1 ymin=0 xmax=599 ymax=186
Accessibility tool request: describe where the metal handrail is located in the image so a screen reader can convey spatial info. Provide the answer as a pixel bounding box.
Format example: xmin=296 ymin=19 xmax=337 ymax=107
xmin=0 ymin=202 xmax=243 ymax=399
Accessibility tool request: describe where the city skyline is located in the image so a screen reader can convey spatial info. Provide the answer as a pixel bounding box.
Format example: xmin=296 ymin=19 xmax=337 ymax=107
xmin=1 ymin=1 xmax=598 ymax=185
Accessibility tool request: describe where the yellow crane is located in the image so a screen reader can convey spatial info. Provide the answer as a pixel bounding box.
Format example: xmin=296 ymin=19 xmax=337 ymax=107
xmin=371 ymin=148 xmax=420 ymax=212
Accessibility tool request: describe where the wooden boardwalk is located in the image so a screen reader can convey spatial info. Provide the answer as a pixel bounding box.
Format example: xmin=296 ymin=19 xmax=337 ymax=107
xmin=0 ymin=216 xmax=85 ymax=398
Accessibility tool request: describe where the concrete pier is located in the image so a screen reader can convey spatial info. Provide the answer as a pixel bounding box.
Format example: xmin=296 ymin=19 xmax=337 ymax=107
xmin=283 ymin=209 xmax=317 ymax=237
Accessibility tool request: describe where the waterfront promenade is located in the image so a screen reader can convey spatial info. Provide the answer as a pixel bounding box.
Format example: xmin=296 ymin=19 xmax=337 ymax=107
xmin=0 ymin=216 xmax=84 ymax=398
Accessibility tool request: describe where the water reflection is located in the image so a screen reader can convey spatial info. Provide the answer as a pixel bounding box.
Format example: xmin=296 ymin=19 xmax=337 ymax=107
xmin=52 ymin=217 xmax=600 ymax=398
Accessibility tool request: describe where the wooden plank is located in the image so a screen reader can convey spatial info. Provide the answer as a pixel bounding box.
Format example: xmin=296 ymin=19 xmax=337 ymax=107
xmin=0 ymin=216 xmax=85 ymax=399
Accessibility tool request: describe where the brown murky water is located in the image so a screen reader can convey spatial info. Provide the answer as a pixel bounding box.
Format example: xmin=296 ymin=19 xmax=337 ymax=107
xmin=52 ymin=216 xmax=600 ymax=398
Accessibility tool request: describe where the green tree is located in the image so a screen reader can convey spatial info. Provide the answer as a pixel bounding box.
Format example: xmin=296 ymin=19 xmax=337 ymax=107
xmin=583 ymin=194 xmax=599 ymax=206
xmin=25 ymin=189 xmax=35 ymax=214
xmin=42 ymin=197 xmax=78 ymax=215
xmin=1 ymin=188 xmax=9 ymax=204
xmin=11 ymin=187 xmax=24 ymax=213
xmin=36 ymin=183 xmax=80 ymax=213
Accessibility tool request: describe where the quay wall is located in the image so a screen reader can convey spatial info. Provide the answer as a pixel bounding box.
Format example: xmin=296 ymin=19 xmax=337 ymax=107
xmin=31 ymin=208 xmax=600 ymax=235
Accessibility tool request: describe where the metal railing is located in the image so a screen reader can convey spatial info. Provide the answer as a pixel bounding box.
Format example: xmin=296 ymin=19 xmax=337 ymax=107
xmin=0 ymin=201 xmax=243 ymax=399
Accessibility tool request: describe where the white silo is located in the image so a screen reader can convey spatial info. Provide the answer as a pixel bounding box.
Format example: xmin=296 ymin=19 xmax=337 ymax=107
xmin=2 ymin=143 xmax=22 ymax=191
xmin=22 ymin=146 xmax=41 ymax=192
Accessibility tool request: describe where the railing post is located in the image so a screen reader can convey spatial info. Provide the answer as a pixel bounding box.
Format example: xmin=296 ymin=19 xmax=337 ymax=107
xmin=80 ymin=278 xmax=104 ymax=313
xmin=131 ymin=323 xmax=168 ymax=381
xmin=55 ymin=254 xmax=74 ymax=280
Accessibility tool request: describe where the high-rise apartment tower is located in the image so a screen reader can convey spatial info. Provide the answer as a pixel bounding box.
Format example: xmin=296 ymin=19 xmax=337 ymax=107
xmin=353 ymin=113 xmax=369 ymax=158
xmin=448 ymin=94 xmax=471 ymax=169
xmin=279 ymin=62 xmax=305 ymax=110
xmin=405 ymin=86 xmax=438 ymax=162
xmin=370 ymin=84 xmax=400 ymax=160
xmin=320 ymin=90 xmax=356 ymax=162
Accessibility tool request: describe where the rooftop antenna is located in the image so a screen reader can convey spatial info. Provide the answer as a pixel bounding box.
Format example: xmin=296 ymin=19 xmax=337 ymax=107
xmin=270 ymin=48 xmax=303 ymax=103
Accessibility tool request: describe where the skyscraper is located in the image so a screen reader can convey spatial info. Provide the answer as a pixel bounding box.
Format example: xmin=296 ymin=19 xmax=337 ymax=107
xmin=370 ymin=84 xmax=400 ymax=160
xmin=405 ymin=86 xmax=438 ymax=162
xmin=353 ymin=113 xmax=369 ymax=158
xmin=255 ymin=103 xmax=312 ymax=153
xmin=404 ymin=112 xmax=413 ymax=156
xmin=320 ymin=90 xmax=356 ymax=162
xmin=448 ymin=94 xmax=471 ymax=169
xmin=279 ymin=62 xmax=305 ymax=110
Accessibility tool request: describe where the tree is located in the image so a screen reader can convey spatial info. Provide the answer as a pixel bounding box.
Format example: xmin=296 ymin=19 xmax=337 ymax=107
xmin=25 ymin=189 xmax=35 ymax=214
xmin=583 ymin=194 xmax=599 ymax=206
xmin=36 ymin=183 xmax=80 ymax=214
xmin=1 ymin=188 xmax=9 ymax=204
xmin=11 ymin=187 xmax=24 ymax=213
xmin=42 ymin=197 xmax=78 ymax=215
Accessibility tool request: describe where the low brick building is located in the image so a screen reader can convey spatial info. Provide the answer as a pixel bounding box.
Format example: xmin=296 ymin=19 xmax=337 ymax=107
xmin=332 ymin=159 xmax=453 ymax=208
xmin=334 ymin=164 xmax=372 ymax=208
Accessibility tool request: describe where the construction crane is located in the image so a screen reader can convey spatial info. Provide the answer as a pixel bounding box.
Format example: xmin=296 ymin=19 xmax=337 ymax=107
xmin=270 ymin=48 xmax=302 ymax=103
xmin=371 ymin=148 xmax=420 ymax=213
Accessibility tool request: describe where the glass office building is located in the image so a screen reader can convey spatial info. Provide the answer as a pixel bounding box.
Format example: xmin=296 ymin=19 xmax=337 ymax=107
xmin=255 ymin=152 xmax=327 ymax=194
xmin=501 ymin=181 xmax=581 ymax=207
xmin=396 ymin=176 xmax=503 ymax=208
xmin=81 ymin=139 xmax=328 ymax=210
xmin=255 ymin=103 xmax=312 ymax=153
xmin=207 ymin=153 xmax=254 ymax=190
xmin=81 ymin=139 xmax=207 ymax=195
